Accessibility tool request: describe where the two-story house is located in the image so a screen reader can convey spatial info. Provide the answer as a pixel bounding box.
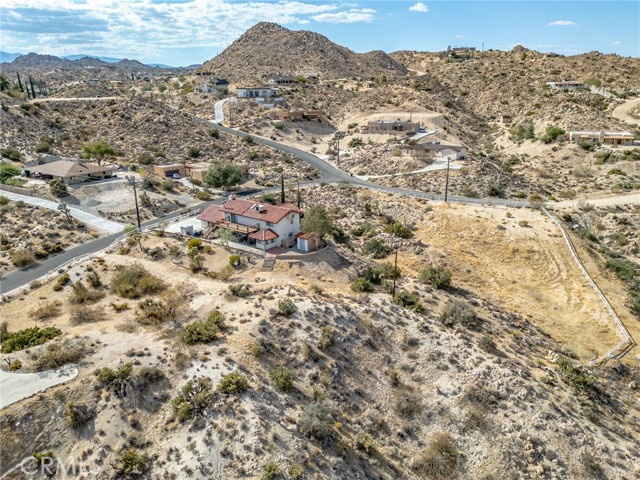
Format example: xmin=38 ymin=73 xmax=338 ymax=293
xmin=197 ymin=196 xmax=303 ymax=251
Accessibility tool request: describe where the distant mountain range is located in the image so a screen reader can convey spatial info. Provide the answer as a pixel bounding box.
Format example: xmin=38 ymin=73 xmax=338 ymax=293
xmin=0 ymin=51 xmax=182 ymax=69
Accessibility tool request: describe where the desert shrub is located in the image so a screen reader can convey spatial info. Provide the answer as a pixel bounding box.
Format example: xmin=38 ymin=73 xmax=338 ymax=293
xmin=53 ymin=273 xmax=71 ymax=291
xmin=541 ymin=126 xmax=565 ymax=143
xmin=361 ymin=239 xmax=391 ymax=258
xmin=439 ymin=299 xmax=477 ymax=328
xmin=318 ymin=327 xmax=334 ymax=350
xmin=139 ymin=367 xmax=166 ymax=384
xmin=33 ymin=339 xmax=88 ymax=371
xmin=10 ymin=249 xmax=36 ymax=267
xmin=605 ymin=258 xmax=636 ymax=282
xmin=30 ymin=300 xmax=62 ymax=320
xmin=270 ymin=366 xmax=294 ymax=392
xmin=1 ymin=326 xmax=62 ymax=353
xmin=228 ymin=283 xmax=251 ymax=297
xmin=110 ymin=263 xmax=166 ymax=299
xmin=70 ymin=305 xmax=106 ymax=325
xmin=86 ymin=271 xmax=101 ymax=288
xmin=262 ymin=462 xmax=279 ymax=480
xmin=362 ymin=263 xmax=401 ymax=284
xmin=0 ymin=322 xmax=7 ymax=342
xmin=183 ymin=316 xmax=220 ymax=345
xmin=217 ymin=372 xmax=249 ymax=394
xmin=420 ymin=265 xmax=452 ymax=289
xmin=289 ymin=464 xmax=303 ymax=480
xmin=478 ymin=335 xmax=497 ymax=353
xmin=300 ymin=402 xmax=333 ymax=440
xmin=32 ymin=451 xmax=55 ymax=468
xmin=351 ymin=277 xmax=373 ymax=293
xmin=228 ymin=254 xmax=241 ymax=268
xmin=64 ymin=402 xmax=93 ymax=428
xmin=117 ymin=449 xmax=150 ymax=476
xmin=580 ymin=451 xmax=604 ymax=478
xmin=395 ymin=391 xmax=423 ymax=418
xmin=97 ymin=363 xmax=133 ymax=393
xmin=171 ymin=377 xmax=213 ymax=420
xmin=384 ymin=222 xmax=413 ymax=238
xmin=393 ymin=290 xmax=423 ymax=313
xmin=0 ymin=195 xmax=9 ymax=205
xmin=277 ymin=298 xmax=296 ymax=317
xmin=186 ymin=238 xmax=202 ymax=249
xmin=9 ymin=359 xmax=22 ymax=371
xmin=557 ymin=358 xmax=597 ymax=393
xmin=69 ymin=281 xmax=105 ymax=304
xmin=414 ymin=432 xmax=458 ymax=479
xmin=195 ymin=190 xmax=211 ymax=201
xmin=111 ymin=302 xmax=129 ymax=312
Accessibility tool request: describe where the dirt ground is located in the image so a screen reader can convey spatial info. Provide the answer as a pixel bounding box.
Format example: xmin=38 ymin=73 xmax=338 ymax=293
xmin=403 ymin=203 xmax=635 ymax=363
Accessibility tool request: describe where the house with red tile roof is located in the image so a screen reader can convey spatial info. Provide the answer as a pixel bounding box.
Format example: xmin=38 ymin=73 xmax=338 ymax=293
xmin=197 ymin=195 xmax=305 ymax=251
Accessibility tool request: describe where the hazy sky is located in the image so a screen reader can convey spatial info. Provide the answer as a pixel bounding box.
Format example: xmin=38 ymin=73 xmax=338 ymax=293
xmin=1 ymin=1 xmax=639 ymax=65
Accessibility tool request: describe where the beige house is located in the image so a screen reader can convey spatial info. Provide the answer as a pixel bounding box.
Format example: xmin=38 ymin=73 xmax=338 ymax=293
xmin=237 ymin=87 xmax=278 ymax=98
xmin=402 ymin=143 xmax=468 ymax=161
xmin=567 ymin=131 xmax=634 ymax=146
xmin=153 ymin=163 xmax=185 ymax=177
xmin=26 ymin=160 xmax=115 ymax=184
xmin=361 ymin=120 xmax=417 ymax=134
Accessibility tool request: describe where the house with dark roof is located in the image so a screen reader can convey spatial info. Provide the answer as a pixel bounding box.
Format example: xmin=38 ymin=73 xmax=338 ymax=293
xmin=197 ymin=196 xmax=306 ymax=251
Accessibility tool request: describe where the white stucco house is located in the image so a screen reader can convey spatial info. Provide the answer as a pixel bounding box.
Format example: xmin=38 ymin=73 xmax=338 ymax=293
xmin=402 ymin=143 xmax=468 ymax=161
xmin=236 ymin=87 xmax=278 ymax=98
xmin=197 ymin=196 xmax=306 ymax=251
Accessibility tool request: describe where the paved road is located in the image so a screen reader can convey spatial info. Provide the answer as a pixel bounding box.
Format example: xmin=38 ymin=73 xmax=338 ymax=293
xmin=0 ymin=364 xmax=78 ymax=409
xmin=214 ymin=98 xmax=231 ymax=124
xmin=550 ymin=191 xmax=640 ymax=209
xmin=0 ymin=190 xmax=125 ymax=233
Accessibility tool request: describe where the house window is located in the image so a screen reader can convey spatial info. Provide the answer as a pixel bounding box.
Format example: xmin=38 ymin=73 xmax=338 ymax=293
xmin=289 ymin=232 xmax=293 ymax=237
xmin=267 ymin=221 xmax=274 ymax=227
xmin=290 ymin=214 xmax=294 ymax=224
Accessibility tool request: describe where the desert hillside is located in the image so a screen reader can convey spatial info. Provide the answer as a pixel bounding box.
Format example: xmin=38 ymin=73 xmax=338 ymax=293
xmin=1 ymin=187 xmax=639 ymax=479
xmin=200 ymin=22 xmax=407 ymax=82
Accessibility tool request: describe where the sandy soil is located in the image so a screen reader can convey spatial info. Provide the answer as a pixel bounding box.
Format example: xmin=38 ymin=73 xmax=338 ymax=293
xmin=611 ymin=96 xmax=640 ymax=125
xmin=404 ymin=203 xmax=634 ymax=363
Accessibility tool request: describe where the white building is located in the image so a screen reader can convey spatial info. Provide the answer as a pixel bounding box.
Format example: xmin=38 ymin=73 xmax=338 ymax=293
xmin=546 ymin=80 xmax=584 ymax=90
xmin=402 ymin=143 xmax=468 ymax=161
xmin=197 ymin=197 xmax=303 ymax=251
xmin=236 ymin=86 xmax=278 ymax=98
xmin=567 ymin=131 xmax=634 ymax=146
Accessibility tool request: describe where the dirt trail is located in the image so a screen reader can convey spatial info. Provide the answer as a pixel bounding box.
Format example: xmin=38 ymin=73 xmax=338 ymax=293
xmin=612 ymin=97 xmax=640 ymax=124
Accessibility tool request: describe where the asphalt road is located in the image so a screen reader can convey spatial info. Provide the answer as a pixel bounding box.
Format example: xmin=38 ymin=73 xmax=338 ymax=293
xmin=1 ymin=108 xmax=528 ymax=293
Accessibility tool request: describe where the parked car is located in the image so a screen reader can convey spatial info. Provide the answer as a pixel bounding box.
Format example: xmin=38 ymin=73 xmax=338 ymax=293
xmin=172 ymin=173 xmax=181 ymax=179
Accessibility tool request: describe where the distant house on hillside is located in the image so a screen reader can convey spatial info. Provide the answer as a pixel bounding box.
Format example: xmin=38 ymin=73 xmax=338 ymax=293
xmin=499 ymin=114 xmax=513 ymax=125
xmin=237 ymin=86 xmax=278 ymax=98
xmin=567 ymin=131 xmax=634 ymax=146
xmin=268 ymin=76 xmax=295 ymax=85
xmin=25 ymin=160 xmax=115 ymax=184
xmin=361 ymin=120 xmax=417 ymax=134
xmin=546 ymin=80 xmax=584 ymax=90
xmin=271 ymin=109 xmax=323 ymax=121
xmin=402 ymin=143 xmax=468 ymax=161
xmin=197 ymin=196 xmax=307 ymax=251
xmin=195 ymin=78 xmax=228 ymax=94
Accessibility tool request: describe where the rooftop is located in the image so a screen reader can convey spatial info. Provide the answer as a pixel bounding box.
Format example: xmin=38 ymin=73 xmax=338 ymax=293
xmin=27 ymin=160 xmax=115 ymax=178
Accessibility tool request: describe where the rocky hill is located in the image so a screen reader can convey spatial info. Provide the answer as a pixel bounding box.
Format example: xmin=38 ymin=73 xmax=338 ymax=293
xmin=200 ymin=22 xmax=407 ymax=82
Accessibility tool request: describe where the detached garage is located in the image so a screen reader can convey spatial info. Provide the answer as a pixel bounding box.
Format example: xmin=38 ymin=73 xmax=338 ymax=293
xmin=153 ymin=163 xmax=185 ymax=178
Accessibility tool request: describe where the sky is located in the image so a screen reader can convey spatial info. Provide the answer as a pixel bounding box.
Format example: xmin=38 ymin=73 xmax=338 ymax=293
xmin=1 ymin=1 xmax=639 ymax=66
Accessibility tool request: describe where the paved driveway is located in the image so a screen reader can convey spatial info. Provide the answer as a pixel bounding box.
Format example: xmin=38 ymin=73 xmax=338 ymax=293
xmin=0 ymin=364 xmax=78 ymax=409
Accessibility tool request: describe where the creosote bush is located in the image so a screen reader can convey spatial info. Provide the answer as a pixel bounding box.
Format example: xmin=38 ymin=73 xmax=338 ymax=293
xmin=217 ymin=372 xmax=249 ymax=394
xmin=393 ymin=290 xmax=423 ymax=313
xmin=300 ymin=402 xmax=333 ymax=440
xmin=64 ymin=402 xmax=93 ymax=428
xmin=269 ymin=366 xmax=294 ymax=392
xmin=228 ymin=283 xmax=251 ymax=297
xmin=439 ymin=299 xmax=477 ymax=328
xmin=414 ymin=432 xmax=458 ymax=479
xmin=97 ymin=363 xmax=133 ymax=394
xmin=117 ymin=449 xmax=150 ymax=476
xmin=420 ymin=265 xmax=452 ymax=289
xmin=361 ymin=238 xmax=391 ymax=259
xmin=351 ymin=277 xmax=373 ymax=293
xmin=1 ymin=326 xmax=62 ymax=353
xmin=384 ymin=222 xmax=413 ymax=238
xmin=183 ymin=312 xmax=222 ymax=345
xmin=172 ymin=377 xmax=213 ymax=420
xmin=277 ymin=298 xmax=296 ymax=317
xmin=110 ymin=263 xmax=166 ymax=299
xmin=70 ymin=305 xmax=106 ymax=325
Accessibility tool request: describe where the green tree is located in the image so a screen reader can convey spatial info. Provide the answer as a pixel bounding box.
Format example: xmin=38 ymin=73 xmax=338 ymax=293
xmin=49 ymin=178 xmax=69 ymax=197
xmin=300 ymin=205 xmax=333 ymax=242
xmin=203 ymin=161 xmax=244 ymax=190
xmin=82 ymin=141 xmax=116 ymax=165
xmin=0 ymin=74 xmax=9 ymax=91
xmin=0 ymin=162 xmax=20 ymax=184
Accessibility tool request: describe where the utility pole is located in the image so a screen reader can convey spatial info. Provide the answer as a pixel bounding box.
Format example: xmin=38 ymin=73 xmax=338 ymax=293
xmin=444 ymin=156 xmax=451 ymax=202
xmin=392 ymin=247 xmax=398 ymax=297
xmin=126 ymin=176 xmax=141 ymax=229
xmin=296 ymin=182 xmax=301 ymax=208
